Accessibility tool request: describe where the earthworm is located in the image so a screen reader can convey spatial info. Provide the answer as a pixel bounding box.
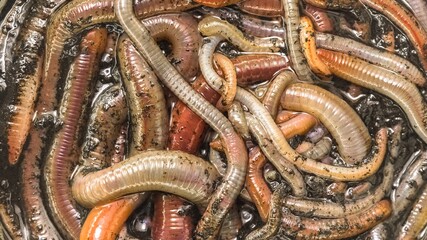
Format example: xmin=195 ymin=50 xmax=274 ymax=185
xmin=359 ymin=0 xmax=427 ymax=71
xmin=282 ymin=159 xmax=394 ymax=218
xmin=99 ymin=32 xmax=119 ymax=83
xmin=115 ymin=0 xmax=248 ymax=238
xmin=143 ymin=13 xmax=201 ymax=80
xmin=245 ymin=147 xmax=272 ymax=222
xmin=299 ymin=16 xmax=331 ymax=78
xmin=281 ymin=199 xmax=392 ymax=239
xmin=303 ymin=4 xmax=334 ymax=32
xmin=326 ymin=182 xmax=347 ymax=196
xmin=192 ymin=0 xmax=241 ymax=8
xmin=366 ymin=223 xmax=392 ymax=239
xmin=282 ymin=0 xmax=316 ymax=82
xmin=397 ymin=184 xmax=427 ymax=239
xmin=213 ymin=52 xmax=237 ymax=108
xmin=228 ymin=102 xmax=251 ymax=140
xmin=315 ymin=32 xmax=426 ymax=86
xmin=317 ymin=49 xmax=427 ymax=144
xmin=392 ymin=150 xmax=427 ymax=217
xmin=244 ymin=113 xmax=307 ymax=196
xmin=237 ymin=0 xmax=283 ymax=17
xmin=300 ymin=137 xmax=332 ymax=160
xmin=0 ymin=197 xmax=24 ymax=239
xmin=43 ymin=28 xmax=107 ymax=239
xmin=79 ymin=85 xmax=127 ymax=170
xmin=219 ymin=205 xmax=242 ymax=239
xmin=198 ymin=16 xmax=285 ymax=52
xmin=303 ymin=0 xmax=357 ymax=9
xmin=245 ymin=185 xmax=284 ymax=240
xmin=277 ymin=113 xmax=318 ymax=139
xmin=110 ymin=124 xmax=128 ymax=165
xmin=345 ymin=181 xmax=373 ymax=200
xmin=117 ymin=34 xmax=168 ymax=152
xmin=405 ymin=0 xmax=427 ymax=32
xmin=262 ymin=70 xmax=296 ymax=117
xmin=281 ymin=82 xmax=371 ymax=164
xmin=275 ymin=110 xmax=299 ymax=124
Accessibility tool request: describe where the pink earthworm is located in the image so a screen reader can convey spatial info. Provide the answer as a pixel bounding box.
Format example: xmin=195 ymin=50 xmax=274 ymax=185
xmin=303 ymin=4 xmax=334 ymax=32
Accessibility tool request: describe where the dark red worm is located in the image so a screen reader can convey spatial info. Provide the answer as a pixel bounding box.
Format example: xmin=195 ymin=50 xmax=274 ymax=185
xmin=43 ymin=28 xmax=107 ymax=239
xmin=303 ymin=4 xmax=334 ymax=32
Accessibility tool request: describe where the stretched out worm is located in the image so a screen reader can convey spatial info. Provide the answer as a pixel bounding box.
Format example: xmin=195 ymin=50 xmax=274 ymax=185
xmin=281 ymin=82 xmax=371 ymax=164
xmin=317 ymin=49 xmax=427 ymax=144
xmin=237 ymin=0 xmax=283 ymax=17
xmin=405 ymin=0 xmax=427 ymax=32
xmin=281 ymin=199 xmax=392 ymax=239
xmin=397 ymin=184 xmax=427 ymax=239
xmin=359 ymin=0 xmax=427 ymax=71
xmin=303 ymin=4 xmax=334 ymax=32
xmin=198 ymin=16 xmax=285 ymax=52
xmin=262 ymin=70 xmax=296 ymax=118
xmin=115 ymin=0 xmax=248 ymax=238
xmin=43 ymin=28 xmax=107 ymax=239
xmin=315 ymin=32 xmax=426 ymax=86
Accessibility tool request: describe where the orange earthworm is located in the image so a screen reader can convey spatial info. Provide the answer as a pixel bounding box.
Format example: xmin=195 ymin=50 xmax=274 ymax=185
xmin=237 ymin=0 xmax=283 ymax=17
xmin=277 ymin=113 xmax=318 ymax=139
xmin=213 ymin=53 xmax=237 ymax=108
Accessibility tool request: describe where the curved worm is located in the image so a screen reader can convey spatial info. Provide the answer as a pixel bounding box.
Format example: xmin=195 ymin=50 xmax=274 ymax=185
xmin=262 ymin=70 xmax=296 ymax=117
xmin=299 ymin=16 xmax=331 ymax=78
xmin=228 ymin=102 xmax=250 ymax=140
xmin=237 ymin=0 xmax=282 ymax=17
xmin=303 ymin=0 xmax=357 ymax=9
xmin=281 ymin=199 xmax=392 ymax=239
xmin=405 ymin=0 xmax=427 ymax=32
xmin=345 ymin=181 xmax=373 ymax=200
xmin=245 ymin=185 xmax=284 ymax=240
xmin=303 ymin=4 xmax=334 ymax=32
xmin=282 ymin=0 xmax=316 ymax=82
xmin=192 ymin=0 xmax=241 ymax=8
xmin=198 ymin=16 xmax=285 ymax=52
xmin=281 ymin=82 xmax=371 ymax=164
xmin=79 ymin=85 xmax=127 ymax=170
xmin=219 ymin=205 xmax=242 ymax=239
xmin=359 ymin=0 xmax=427 ymax=71
xmin=397 ymin=184 xmax=427 ymax=240
xmin=213 ymin=53 xmax=237 ymax=108
xmin=117 ymin=34 xmax=168 ymax=152
xmin=301 ymin=136 xmax=332 ymax=160
xmin=115 ymin=0 xmax=248 ymax=238
xmin=315 ymin=32 xmax=426 ymax=86
xmin=43 ymin=28 xmax=107 ymax=239
xmin=277 ymin=113 xmax=318 ymax=139
xmin=317 ymin=49 xmax=427 ymax=144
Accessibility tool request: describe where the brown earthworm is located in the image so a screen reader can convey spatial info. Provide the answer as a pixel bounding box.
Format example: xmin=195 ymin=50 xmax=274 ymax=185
xmin=245 ymin=185 xmax=284 ymax=240
xmin=237 ymin=0 xmax=283 ymax=17
xmin=245 ymin=147 xmax=272 ymax=222
xmin=213 ymin=52 xmax=237 ymax=108
xmin=275 ymin=110 xmax=299 ymax=123
xmin=303 ymin=4 xmax=334 ymax=32
xmin=192 ymin=0 xmax=241 ymax=8
xmin=315 ymin=33 xmax=426 ymax=86
xmin=110 ymin=124 xmax=128 ymax=165
xmin=198 ymin=16 xmax=285 ymax=52
xmin=359 ymin=0 xmax=427 ymax=71
xmin=317 ymin=49 xmax=427 ymax=144
xmin=299 ymin=16 xmax=332 ymax=78
xmin=79 ymin=85 xmax=127 ymax=170
xmin=281 ymin=199 xmax=392 ymax=239
xmin=43 ymin=28 xmax=107 ymax=239
xmin=282 ymin=0 xmax=316 ymax=82
xmin=397 ymin=184 xmax=427 ymax=240
xmin=405 ymin=0 xmax=427 ymax=32
xmin=345 ymin=181 xmax=373 ymax=200
xmin=115 ymin=0 xmax=248 ymax=238
xmin=262 ymin=70 xmax=296 ymax=117
xmin=277 ymin=113 xmax=318 ymax=139
xmin=303 ymin=0 xmax=357 ymax=9
xmin=117 ymin=34 xmax=168 ymax=152
xmin=228 ymin=102 xmax=251 ymax=140
xmin=281 ymin=82 xmax=371 ymax=164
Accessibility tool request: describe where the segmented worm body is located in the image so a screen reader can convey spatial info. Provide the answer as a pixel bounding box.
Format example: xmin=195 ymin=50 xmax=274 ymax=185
xmin=405 ymin=0 xmax=427 ymax=32
xmin=262 ymin=70 xmax=295 ymax=117
xmin=303 ymin=5 xmax=333 ymax=32
xmin=397 ymin=184 xmax=427 ymax=239
xmin=277 ymin=113 xmax=318 ymax=139
xmin=237 ymin=0 xmax=282 ymax=17
xmin=303 ymin=0 xmax=357 ymax=9
xmin=213 ymin=53 xmax=237 ymax=108
xmin=193 ymin=0 xmax=241 ymax=8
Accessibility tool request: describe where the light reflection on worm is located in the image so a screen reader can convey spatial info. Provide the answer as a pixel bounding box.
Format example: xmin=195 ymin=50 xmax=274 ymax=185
xmin=397 ymin=184 xmax=427 ymax=239
xmin=237 ymin=0 xmax=282 ymax=17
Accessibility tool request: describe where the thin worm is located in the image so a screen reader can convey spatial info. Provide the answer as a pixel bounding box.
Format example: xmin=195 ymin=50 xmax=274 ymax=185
xmin=79 ymin=85 xmax=127 ymax=171
xmin=192 ymin=0 xmax=241 ymax=8
xmin=315 ymin=32 xmax=426 ymax=86
xmin=245 ymin=185 xmax=284 ymax=240
xmin=277 ymin=113 xmax=318 ymax=139
xmin=198 ymin=16 xmax=285 ymax=52
xmin=245 ymin=147 xmax=272 ymax=222
xmin=359 ymin=0 xmax=427 ymax=71
xmin=281 ymin=199 xmax=392 ymax=239
xmin=299 ymin=16 xmax=331 ymax=78
xmin=303 ymin=0 xmax=357 ymax=9
xmin=228 ymin=102 xmax=251 ymax=140
xmin=117 ymin=34 xmax=168 ymax=152
xmin=282 ymin=0 xmax=316 ymax=82
xmin=281 ymin=82 xmax=371 ymax=164
xmin=262 ymin=70 xmax=296 ymax=117
xmin=397 ymin=184 xmax=427 ymax=240
xmin=405 ymin=0 xmax=427 ymax=32
xmin=115 ymin=0 xmax=248 ymax=238
xmin=282 ymin=159 xmax=393 ymax=218
xmin=317 ymin=49 xmax=427 ymax=144
xmin=43 ymin=28 xmax=107 ymax=239
xmin=303 ymin=4 xmax=334 ymax=32
xmin=213 ymin=53 xmax=237 ymax=108
xmin=237 ymin=0 xmax=283 ymax=17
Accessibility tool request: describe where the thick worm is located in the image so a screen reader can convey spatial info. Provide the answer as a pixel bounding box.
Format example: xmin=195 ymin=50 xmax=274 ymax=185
xmin=317 ymin=49 xmax=427 ymax=144
xmin=315 ymin=32 xmax=426 ymax=86
xmin=281 ymin=82 xmax=371 ymax=164
xmin=262 ymin=70 xmax=296 ymax=117
xmin=397 ymin=184 xmax=427 ymax=240
xmin=237 ymin=0 xmax=282 ymax=17
xmin=115 ymin=0 xmax=248 ymax=238
xmin=43 ymin=28 xmax=107 ymax=239
xmin=303 ymin=4 xmax=333 ymax=32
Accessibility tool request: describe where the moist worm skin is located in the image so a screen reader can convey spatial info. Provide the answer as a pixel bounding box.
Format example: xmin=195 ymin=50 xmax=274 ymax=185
xmin=277 ymin=113 xmax=317 ymax=139
xmin=192 ymin=0 xmax=241 ymax=8
xmin=198 ymin=16 xmax=285 ymax=52
xmin=213 ymin=53 xmax=237 ymax=108
xmin=405 ymin=0 xmax=427 ymax=32
xmin=301 ymin=137 xmax=332 ymax=160
xmin=281 ymin=199 xmax=392 ymax=240
xmin=281 ymin=83 xmax=371 ymax=164
xmin=219 ymin=205 xmax=242 ymax=239
xmin=115 ymin=0 xmax=248 ymax=238
xmin=143 ymin=13 xmax=201 ymax=80
xmin=80 ymin=85 xmax=127 ymax=171
xmin=315 ymin=32 xmax=426 ymax=86
xmin=43 ymin=28 xmax=107 ymax=239
xmin=317 ymin=49 xmax=427 ymax=144
xmin=303 ymin=0 xmax=357 ymax=9
xmin=228 ymin=102 xmax=250 ymax=140
xmin=237 ymin=0 xmax=283 ymax=17
xmin=117 ymin=35 xmax=168 ymax=152
xmin=262 ymin=70 xmax=295 ymax=117
xmin=397 ymin=185 xmax=427 ymax=240
xmin=359 ymin=0 xmax=427 ymax=71
xmin=303 ymin=5 xmax=333 ymax=32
